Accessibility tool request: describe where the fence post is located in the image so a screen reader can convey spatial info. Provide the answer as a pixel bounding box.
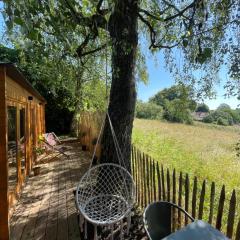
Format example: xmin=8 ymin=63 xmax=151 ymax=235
xmin=178 ymin=172 xmax=183 ymax=229
xmin=131 ymin=145 xmax=135 ymax=181
xmin=157 ymin=162 xmax=161 ymax=201
xmin=140 ymin=152 xmax=144 ymax=208
xmin=192 ymin=177 xmax=197 ymax=219
xmin=198 ymin=180 xmax=206 ymax=220
xmin=226 ymin=189 xmax=236 ymax=239
xmin=208 ymin=182 xmax=215 ymax=225
xmin=143 ymin=153 xmax=147 ymax=208
xmin=149 ymin=157 xmax=153 ymax=203
xmin=161 ymin=165 xmax=166 ymax=201
xmin=167 ymin=169 xmax=171 ymax=202
xmin=185 ymin=174 xmax=190 ymax=226
xmin=153 ymin=160 xmax=157 ymax=202
xmin=172 ymin=169 xmax=176 ymax=204
xmin=134 ymin=147 xmax=139 ymax=204
xmin=137 ymin=150 xmax=142 ymax=206
xmin=146 ymin=155 xmax=151 ymax=205
xmin=216 ymin=185 xmax=225 ymax=231
xmin=172 ymin=169 xmax=176 ymax=231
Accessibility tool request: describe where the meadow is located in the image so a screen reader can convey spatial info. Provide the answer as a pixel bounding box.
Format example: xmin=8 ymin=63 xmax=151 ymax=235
xmin=132 ymin=118 xmax=240 ymax=193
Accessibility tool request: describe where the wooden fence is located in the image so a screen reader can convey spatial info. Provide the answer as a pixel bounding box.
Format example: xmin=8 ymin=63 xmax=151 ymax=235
xmin=77 ymin=111 xmax=105 ymax=158
xmin=77 ymin=112 xmax=240 ymax=239
xmin=131 ymin=145 xmax=240 ymax=239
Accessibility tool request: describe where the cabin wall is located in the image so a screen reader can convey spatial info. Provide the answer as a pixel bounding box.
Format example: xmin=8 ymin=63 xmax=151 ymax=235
xmin=0 ymin=65 xmax=45 ymax=240
xmin=5 ymin=75 xmax=45 ymax=212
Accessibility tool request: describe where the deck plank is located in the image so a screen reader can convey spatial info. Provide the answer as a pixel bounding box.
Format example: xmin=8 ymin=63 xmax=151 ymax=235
xmin=10 ymin=141 xmax=90 ymax=240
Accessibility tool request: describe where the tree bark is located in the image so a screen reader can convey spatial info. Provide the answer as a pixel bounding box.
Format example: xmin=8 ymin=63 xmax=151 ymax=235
xmin=100 ymin=0 xmax=138 ymax=171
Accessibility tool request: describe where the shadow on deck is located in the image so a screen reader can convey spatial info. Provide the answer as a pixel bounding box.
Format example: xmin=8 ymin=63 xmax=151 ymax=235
xmin=10 ymin=140 xmax=90 ymax=240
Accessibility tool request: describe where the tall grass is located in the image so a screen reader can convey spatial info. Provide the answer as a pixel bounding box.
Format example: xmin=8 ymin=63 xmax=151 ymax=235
xmin=132 ymin=119 xmax=240 ymax=194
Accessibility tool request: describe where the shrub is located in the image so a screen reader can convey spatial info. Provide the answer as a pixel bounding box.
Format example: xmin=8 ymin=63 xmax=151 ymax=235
xmin=203 ymin=110 xmax=234 ymax=125
xmin=196 ymin=103 xmax=210 ymax=112
xmin=222 ymin=109 xmax=240 ymax=124
xmin=203 ymin=114 xmax=214 ymax=123
xmin=217 ymin=117 xmax=229 ymax=126
xmin=163 ymin=99 xmax=193 ymax=124
xmin=135 ymin=101 xmax=163 ymax=120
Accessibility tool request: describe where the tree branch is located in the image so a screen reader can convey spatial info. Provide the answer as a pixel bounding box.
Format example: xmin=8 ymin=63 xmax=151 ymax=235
xmin=64 ymin=0 xmax=107 ymax=29
xmin=164 ymin=0 xmax=199 ymax=22
xmin=138 ymin=0 xmax=197 ymax=24
xmin=162 ymin=0 xmax=190 ymax=20
xmin=138 ymin=7 xmax=168 ymax=21
xmin=76 ymin=43 xmax=107 ymax=57
xmin=138 ymin=13 xmax=156 ymax=48
xmin=64 ymin=0 xmax=86 ymax=24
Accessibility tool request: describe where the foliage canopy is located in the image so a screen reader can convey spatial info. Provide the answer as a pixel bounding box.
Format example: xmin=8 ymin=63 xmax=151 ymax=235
xmin=2 ymin=0 xmax=239 ymax=97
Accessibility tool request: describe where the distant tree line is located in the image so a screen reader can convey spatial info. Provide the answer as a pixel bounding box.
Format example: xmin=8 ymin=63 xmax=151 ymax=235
xmin=203 ymin=104 xmax=240 ymax=126
xmin=135 ymin=84 xmax=239 ymax=126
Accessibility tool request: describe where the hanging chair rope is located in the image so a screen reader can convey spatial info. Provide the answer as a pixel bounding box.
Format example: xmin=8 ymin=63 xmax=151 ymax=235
xmin=87 ymin=111 xmax=127 ymax=173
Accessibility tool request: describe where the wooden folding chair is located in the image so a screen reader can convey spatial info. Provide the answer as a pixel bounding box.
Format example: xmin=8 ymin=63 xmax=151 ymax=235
xmin=41 ymin=132 xmax=70 ymax=159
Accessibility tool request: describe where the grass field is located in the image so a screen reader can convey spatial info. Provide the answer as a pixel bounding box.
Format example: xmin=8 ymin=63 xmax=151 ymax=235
xmin=132 ymin=118 xmax=240 ymax=193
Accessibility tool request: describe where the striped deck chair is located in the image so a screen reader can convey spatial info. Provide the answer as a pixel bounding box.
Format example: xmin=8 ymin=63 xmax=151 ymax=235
xmin=42 ymin=132 xmax=70 ymax=159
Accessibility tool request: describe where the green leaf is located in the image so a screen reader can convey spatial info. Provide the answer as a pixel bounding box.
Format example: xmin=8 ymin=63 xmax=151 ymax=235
xmin=203 ymin=48 xmax=212 ymax=58
xmin=14 ymin=17 xmax=24 ymax=26
xmin=182 ymin=39 xmax=188 ymax=48
xmin=28 ymin=30 xmax=39 ymax=40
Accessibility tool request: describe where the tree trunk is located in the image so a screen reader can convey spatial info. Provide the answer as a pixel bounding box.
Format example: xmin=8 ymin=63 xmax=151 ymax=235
xmin=100 ymin=0 xmax=138 ymax=171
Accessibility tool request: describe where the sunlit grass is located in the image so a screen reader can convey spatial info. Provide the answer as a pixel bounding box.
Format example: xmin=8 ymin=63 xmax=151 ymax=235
xmin=132 ymin=118 xmax=240 ymax=193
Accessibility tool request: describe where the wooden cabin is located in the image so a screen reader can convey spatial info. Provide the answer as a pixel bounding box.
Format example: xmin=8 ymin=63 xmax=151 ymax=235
xmin=0 ymin=63 xmax=46 ymax=239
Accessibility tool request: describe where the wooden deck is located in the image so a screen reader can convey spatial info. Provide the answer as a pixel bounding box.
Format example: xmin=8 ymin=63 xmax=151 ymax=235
xmin=10 ymin=141 xmax=90 ymax=240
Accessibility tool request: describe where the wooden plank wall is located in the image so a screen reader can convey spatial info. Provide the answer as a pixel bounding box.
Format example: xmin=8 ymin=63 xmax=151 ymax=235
xmin=0 ymin=66 xmax=46 ymax=239
xmin=6 ymin=75 xmax=45 ymax=210
xmin=0 ymin=66 xmax=9 ymax=240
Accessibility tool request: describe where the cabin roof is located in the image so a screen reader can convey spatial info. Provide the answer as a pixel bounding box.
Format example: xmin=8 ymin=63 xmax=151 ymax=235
xmin=0 ymin=62 xmax=46 ymax=103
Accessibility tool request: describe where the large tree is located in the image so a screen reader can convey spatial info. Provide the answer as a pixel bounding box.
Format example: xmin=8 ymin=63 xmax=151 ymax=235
xmin=150 ymin=84 xmax=197 ymax=123
xmin=2 ymin=0 xmax=239 ymax=170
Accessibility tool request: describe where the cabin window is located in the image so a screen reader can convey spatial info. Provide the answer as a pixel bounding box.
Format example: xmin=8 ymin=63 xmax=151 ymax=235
xmin=19 ymin=108 xmax=26 ymax=171
xmin=7 ymin=106 xmax=18 ymax=192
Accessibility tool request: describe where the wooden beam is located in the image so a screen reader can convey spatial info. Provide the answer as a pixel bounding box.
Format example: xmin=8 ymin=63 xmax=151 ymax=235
xmin=26 ymin=102 xmax=31 ymax=175
xmin=0 ymin=66 xmax=9 ymax=240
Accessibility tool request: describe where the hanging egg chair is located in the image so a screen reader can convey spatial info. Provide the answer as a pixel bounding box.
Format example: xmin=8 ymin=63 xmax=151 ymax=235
xmin=75 ymin=112 xmax=135 ymax=239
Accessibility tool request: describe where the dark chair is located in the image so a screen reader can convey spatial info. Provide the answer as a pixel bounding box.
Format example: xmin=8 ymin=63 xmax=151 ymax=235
xmin=143 ymin=201 xmax=194 ymax=240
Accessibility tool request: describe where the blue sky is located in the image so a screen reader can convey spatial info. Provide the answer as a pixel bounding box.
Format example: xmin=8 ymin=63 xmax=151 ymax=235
xmin=137 ymin=51 xmax=239 ymax=110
